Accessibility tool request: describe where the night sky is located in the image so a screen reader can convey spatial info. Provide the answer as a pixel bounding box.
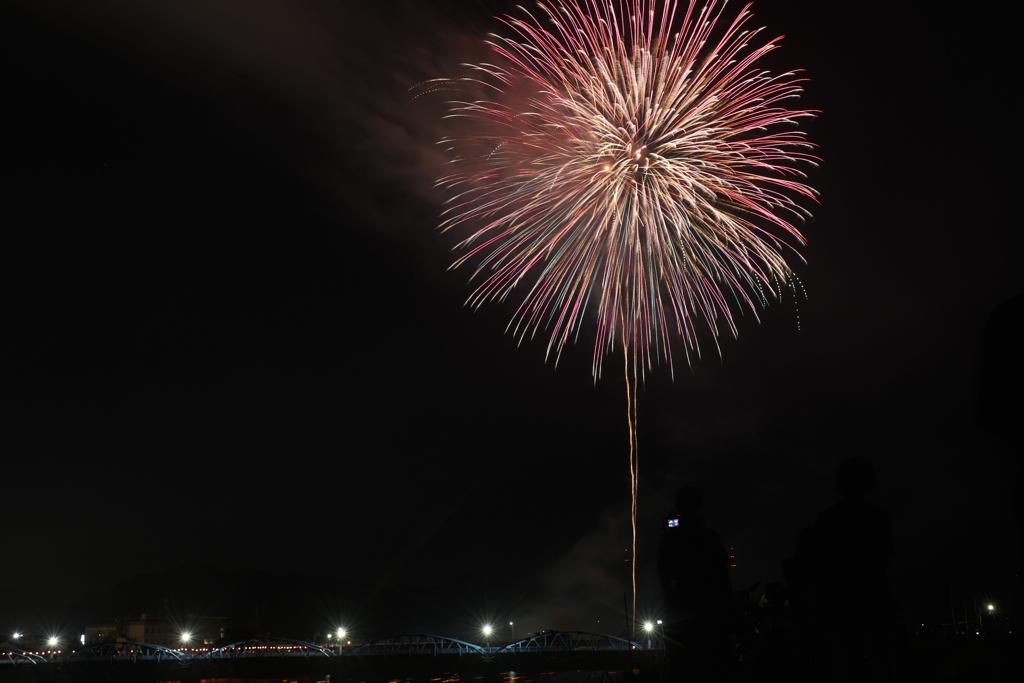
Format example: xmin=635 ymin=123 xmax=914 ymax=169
xmin=3 ymin=0 xmax=1019 ymax=639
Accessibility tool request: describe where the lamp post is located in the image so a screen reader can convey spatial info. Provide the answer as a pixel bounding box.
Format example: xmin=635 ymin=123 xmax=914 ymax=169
xmin=643 ymin=622 xmax=655 ymax=650
xmin=509 ymin=622 xmax=514 ymax=642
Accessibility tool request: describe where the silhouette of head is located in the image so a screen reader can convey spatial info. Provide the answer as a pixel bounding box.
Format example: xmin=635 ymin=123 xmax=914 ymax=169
xmin=675 ymin=485 xmax=704 ymax=519
xmin=835 ymin=456 xmax=877 ymax=500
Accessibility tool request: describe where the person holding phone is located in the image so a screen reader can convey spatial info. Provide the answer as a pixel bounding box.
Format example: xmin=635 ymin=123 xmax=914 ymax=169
xmin=657 ymin=486 xmax=733 ymax=681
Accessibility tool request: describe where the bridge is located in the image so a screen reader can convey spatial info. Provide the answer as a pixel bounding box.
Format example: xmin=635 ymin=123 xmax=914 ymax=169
xmin=1 ymin=633 xmax=664 ymax=683
xmin=1 ymin=632 xmax=660 ymax=663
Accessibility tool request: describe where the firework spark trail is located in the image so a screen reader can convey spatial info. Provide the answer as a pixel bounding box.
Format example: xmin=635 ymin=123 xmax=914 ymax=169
xmin=622 ymin=320 xmax=638 ymax=636
xmin=433 ymin=0 xmax=817 ymax=633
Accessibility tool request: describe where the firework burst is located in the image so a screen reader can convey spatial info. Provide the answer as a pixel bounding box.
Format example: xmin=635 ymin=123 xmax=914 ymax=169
xmin=430 ymin=0 xmax=817 ymax=634
xmin=435 ymin=0 xmax=817 ymax=378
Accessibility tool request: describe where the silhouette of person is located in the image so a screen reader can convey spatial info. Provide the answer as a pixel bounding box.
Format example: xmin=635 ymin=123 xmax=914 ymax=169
xmin=811 ymin=456 xmax=896 ymax=682
xmin=976 ymin=294 xmax=1022 ymax=676
xmin=783 ymin=527 xmax=818 ymax=632
xmin=783 ymin=526 xmax=829 ymax=677
xmin=657 ymin=485 xmax=733 ymax=681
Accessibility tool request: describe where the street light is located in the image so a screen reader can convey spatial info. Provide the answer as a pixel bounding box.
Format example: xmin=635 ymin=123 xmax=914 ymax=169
xmin=510 ymin=622 xmax=514 ymax=642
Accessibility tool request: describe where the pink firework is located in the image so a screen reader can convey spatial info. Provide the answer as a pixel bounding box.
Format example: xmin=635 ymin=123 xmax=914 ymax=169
xmin=436 ymin=0 xmax=818 ymax=378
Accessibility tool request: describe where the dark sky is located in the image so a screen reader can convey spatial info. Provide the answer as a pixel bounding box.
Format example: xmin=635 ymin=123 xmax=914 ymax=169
xmin=3 ymin=0 xmax=1019 ymax=638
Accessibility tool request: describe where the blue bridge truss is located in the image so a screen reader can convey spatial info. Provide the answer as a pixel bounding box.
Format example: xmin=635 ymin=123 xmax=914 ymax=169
xmin=1 ymin=631 xmax=655 ymax=664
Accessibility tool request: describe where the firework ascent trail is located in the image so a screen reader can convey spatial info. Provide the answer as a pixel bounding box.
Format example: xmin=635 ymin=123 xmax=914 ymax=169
xmin=429 ymin=0 xmax=818 ymax=633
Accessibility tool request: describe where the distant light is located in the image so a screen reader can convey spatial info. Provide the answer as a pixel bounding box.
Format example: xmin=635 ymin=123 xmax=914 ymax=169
xmin=656 ymin=620 xmax=662 ymax=625
xmin=988 ymin=604 xmax=994 ymax=611
xmin=80 ymin=635 xmax=85 ymax=645
xmin=12 ymin=633 xmax=20 ymax=640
